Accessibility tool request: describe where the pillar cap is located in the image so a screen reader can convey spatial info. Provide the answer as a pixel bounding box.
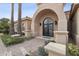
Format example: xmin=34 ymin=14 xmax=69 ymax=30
xmin=54 ymin=31 xmax=68 ymax=34
xmin=44 ymin=42 xmax=66 ymax=55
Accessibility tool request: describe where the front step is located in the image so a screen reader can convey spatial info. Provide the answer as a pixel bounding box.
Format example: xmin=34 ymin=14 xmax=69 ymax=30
xmin=36 ymin=36 xmax=54 ymax=41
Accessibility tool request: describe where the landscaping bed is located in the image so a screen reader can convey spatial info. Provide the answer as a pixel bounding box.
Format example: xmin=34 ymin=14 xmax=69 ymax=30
xmin=1 ymin=34 xmax=28 ymax=46
xmin=67 ymin=43 xmax=79 ymax=56
xmin=38 ymin=46 xmax=48 ymax=56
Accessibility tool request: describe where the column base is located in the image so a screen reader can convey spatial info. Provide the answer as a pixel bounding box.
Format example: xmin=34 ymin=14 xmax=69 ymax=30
xmin=76 ymin=35 xmax=79 ymax=47
xmin=25 ymin=31 xmax=32 ymax=38
xmin=54 ymin=31 xmax=68 ymax=45
xmin=44 ymin=42 xmax=66 ymax=56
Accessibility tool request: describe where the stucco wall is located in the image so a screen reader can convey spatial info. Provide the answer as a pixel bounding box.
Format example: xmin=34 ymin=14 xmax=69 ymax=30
xmin=32 ymin=11 xmax=58 ymax=36
xmin=14 ymin=19 xmax=32 ymax=34
xmin=72 ymin=8 xmax=79 ymax=46
xmin=32 ymin=3 xmax=67 ymax=36
xmin=76 ymin=8 xmax=79 ymax=35
xmin=14 ymin=20 xmax=26 ymax=33
xmin=24 ymin=20 xmax=32 ymax=38
xmin=25 ymin=20 xmax=31 ymax=32
xmin=72 ymin=8 xmax=79 ymax=36
xmin=32 ymin=3 xmax=68 ymax=44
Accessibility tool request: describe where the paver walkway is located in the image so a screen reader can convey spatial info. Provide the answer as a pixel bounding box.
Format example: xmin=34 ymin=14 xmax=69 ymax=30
xmin=0 ymin=37 xmax=45 ymax=56
xmin=0 ymin=38 xmax=7 ymax=56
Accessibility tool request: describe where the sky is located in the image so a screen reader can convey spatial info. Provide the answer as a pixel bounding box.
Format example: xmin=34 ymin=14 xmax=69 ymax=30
xmin=0 ymin=3 xmax=72 ymax=21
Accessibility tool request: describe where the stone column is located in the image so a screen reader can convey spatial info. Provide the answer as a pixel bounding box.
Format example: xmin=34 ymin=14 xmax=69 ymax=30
xmin=25 ymin=20 xmax=32 ymax=38
xmin=54 ymin=12 xmax=68 ymax=45
xmin=75 ymin=8 xmax=79 ymax=47
xmin=54 ymin=31 xmax=68 ymax=44
xmin=44 ymin=42 xmax=66 ymax=56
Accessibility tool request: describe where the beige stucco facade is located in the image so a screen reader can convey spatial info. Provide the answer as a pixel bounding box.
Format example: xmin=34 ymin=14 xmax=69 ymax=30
xmin=12 ymin=3 xmax=79 ymax=56
xmin=44 ymin=42 xmax=66 ymax=56
xmin=69 ymin=4 xmax=79 ymax=47
xmin=14 ymin=3 xmax=69 ymax=45
xmin=14 ymin=16 xmax=32 ymax=38
xmin=31 ymin=3 xmax=68 ymax=44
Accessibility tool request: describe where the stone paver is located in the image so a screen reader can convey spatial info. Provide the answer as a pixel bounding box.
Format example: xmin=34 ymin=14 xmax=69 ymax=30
xmin=0 ymin=38 xmax=7 ymax=56
xmin=0 ymin=37 xmax=45 ymax=56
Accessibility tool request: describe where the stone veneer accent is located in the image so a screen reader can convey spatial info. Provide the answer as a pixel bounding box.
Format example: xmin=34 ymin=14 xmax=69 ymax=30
xmin=44 ymin=42 xmax=66 ymax=56
xmin=32 ymin=3 xmax=68 ymax=45
xmin=25 ymin=20 xmax=32 ymax=38
xmin=54 ymin=31 xmax=68 ymax=44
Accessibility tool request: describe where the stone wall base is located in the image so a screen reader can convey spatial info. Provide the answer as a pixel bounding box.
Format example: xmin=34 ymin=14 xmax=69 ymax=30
xmin=76 ymin=35 xmax=79 ymax=47
xmin=25 ymin=31 xmax=32 ymax=38
xmin=48 ymin=51 xmax=64 ymax=56
xmin=54 ymin=31 xmax=68 ymax=45
xmin=44 ymin=42 xmax=66 ymax=56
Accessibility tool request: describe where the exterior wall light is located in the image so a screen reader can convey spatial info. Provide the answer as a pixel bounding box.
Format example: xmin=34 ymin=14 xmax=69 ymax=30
xmin=40 ymin=23 xmax=41 ymax=26
xmin=55 ymin=21 xmax=57 ymax=25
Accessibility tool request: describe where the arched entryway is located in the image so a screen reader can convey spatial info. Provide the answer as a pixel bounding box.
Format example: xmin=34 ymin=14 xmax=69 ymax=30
xmin=32 ymin=4 xmax=68 ymax=44
xmin=43 ymin=17 xmax=54 ymax=37
xmin=32 ymin=9 xmax=58 ymax=37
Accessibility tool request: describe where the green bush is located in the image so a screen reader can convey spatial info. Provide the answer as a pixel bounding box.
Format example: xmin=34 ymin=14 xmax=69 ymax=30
xmin=38 ymin=47 xmax=48 ymax=56
xmin=68 ymin=43 xmax=79 ymax=56
xmin=0 ymin=18 xmax=10 ymax=34
xmin=1 ymin=35 xmax=25 ymax=46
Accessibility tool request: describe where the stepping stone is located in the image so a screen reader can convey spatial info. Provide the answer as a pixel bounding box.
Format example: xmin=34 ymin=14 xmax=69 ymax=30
xmin=0 ymin=39 xmax=7 ymax=56
xmin=19 ymin=47 xmax=30 ymax=56
xmin=4 ymin=51 xmax=12 ymax=56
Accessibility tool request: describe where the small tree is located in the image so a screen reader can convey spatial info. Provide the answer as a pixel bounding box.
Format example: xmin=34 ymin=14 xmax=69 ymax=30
xmin=0 ymin=18 xmax=10 ymax=34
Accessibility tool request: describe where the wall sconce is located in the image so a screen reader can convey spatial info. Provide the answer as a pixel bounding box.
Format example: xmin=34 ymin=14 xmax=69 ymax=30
xmin=55 ymin=21 xmax=57 ymax=25
xmin=40 ymin=23 xmax=41 ymax=26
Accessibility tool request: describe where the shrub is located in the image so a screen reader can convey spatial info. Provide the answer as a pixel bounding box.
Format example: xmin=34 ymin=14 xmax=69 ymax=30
xmin=1 ymin=35 xmax=25 ymax=46
xmin=38 ymin=46 xmax=48 ymax=56
xmin=0 ymin=18 xmax=10 ymax=34
xmin=68 ymin=43 xmax=79 ymax=56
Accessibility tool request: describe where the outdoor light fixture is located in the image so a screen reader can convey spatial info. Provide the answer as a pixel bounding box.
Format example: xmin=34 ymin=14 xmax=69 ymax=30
xmin=40 ymin=23 xmax=41 ymax=26
xmin=55 ymin=21 xmax=57 ymax=25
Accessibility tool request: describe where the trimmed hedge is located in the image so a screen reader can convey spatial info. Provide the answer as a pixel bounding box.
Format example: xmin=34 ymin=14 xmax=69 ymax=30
xmin=1 ymin=35 xmax=26 ymax=46
xmin=38 ymin=47 xmax=48 ymax=56
xmin=68 ymin=43 xmax=79 ymax=56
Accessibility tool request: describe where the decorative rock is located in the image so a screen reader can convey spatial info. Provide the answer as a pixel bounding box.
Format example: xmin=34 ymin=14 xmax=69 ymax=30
xmin=44 ymin=42 xmax=66 ymax=56
xmin=0 ymin=33 xmax=3 ymax=36
xmin=11 ymin=34 xmax=20 ymax=37
xmin=4 ymin=51 xmax=12 ymax=56
xmin=19 ymin=47 xmax=30 ymax=56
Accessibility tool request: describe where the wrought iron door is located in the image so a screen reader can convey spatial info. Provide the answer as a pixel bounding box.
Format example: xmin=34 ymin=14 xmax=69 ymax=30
xmin=43 ymin=17 xmax=54 ymax=37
